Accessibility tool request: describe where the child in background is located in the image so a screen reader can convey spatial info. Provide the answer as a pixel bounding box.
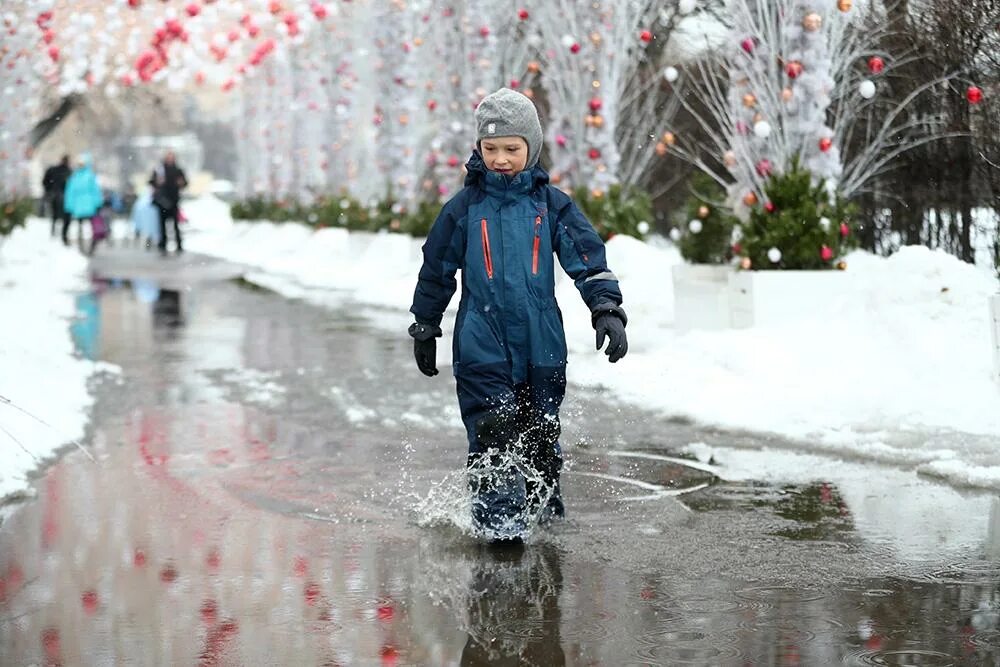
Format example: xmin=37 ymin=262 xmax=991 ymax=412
xmin=408 ymin=88 xmax=629 ymax=543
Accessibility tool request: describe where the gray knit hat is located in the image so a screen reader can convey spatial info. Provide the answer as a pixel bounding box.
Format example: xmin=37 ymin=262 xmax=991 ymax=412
xmin=475 ymin=87 xmax=544 ymax=169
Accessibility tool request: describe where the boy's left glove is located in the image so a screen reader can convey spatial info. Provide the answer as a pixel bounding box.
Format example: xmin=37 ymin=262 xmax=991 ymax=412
xmin=591 ymin=303 xmax=628 ymax=363
xmin=408 ymin=322 xmax=442 ymax=376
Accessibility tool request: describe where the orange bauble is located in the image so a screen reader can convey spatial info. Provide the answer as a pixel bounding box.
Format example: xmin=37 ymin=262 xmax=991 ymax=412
xmin=742 ymin=191 xmax=758 ymax=207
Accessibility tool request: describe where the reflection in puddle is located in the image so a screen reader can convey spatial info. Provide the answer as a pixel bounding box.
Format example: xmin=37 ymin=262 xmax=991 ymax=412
xmin=3 ymin=275 xmax=1000 ymax=664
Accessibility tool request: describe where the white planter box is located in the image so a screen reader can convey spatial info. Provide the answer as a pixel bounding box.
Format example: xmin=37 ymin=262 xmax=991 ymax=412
xmin=990 ymin=295 xmax=1000 ymax=384
xmin=672 ymin=264 xmax=733 ymax=332
xmin=728 ymin=270 xmax=849 ymax=329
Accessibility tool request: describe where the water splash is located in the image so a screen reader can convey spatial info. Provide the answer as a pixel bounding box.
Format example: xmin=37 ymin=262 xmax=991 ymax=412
xmin=409 ymin=447 xmax=558 ymax=541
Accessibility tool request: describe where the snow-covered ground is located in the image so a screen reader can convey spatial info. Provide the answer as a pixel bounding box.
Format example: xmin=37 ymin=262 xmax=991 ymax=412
xmin=183 ymin=196 xmax=1000 ymax=491
xmin=0 ymin=221 xmax=114 ymax=501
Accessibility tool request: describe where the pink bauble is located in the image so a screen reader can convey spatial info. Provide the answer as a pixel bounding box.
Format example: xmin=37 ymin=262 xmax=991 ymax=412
xmin=820 ymin=245 xmax=834 ymax=261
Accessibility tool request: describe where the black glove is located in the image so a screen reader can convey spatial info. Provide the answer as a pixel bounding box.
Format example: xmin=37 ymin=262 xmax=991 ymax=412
xmin=408 ymin=322 xmax=442 ymax=377
xmin=591 ymin=303 xmax=628 ymax=363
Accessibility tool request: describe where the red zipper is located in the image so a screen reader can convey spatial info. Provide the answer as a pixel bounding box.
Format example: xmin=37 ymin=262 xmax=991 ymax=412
xmin=531 ymin=216 xmax=542 ymax=275
xmin=481 ymin=218 xmax=494 ymax=280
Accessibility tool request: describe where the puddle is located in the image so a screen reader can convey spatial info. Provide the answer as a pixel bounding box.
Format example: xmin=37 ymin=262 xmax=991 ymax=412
xmin=1 ymin=261 xmax=999 ymax=664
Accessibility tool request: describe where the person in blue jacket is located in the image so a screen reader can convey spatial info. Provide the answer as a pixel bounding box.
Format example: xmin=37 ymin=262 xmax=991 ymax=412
xmin=63 ymin=153 xmax=104 ymax=246
xmin=409 ymin=88 xmax=628 ymax=542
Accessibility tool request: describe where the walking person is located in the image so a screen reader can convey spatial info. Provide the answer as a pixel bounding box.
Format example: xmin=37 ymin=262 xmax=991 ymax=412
xmin=408 ymin=88 xmax=629 ymax=543
xmin=42 ymin=155 xmax=71 ymax=238
xmin=150 ymin=151 xmax=188 ymax=255
xmin=63 ymin=154 xmax=104 ymax=248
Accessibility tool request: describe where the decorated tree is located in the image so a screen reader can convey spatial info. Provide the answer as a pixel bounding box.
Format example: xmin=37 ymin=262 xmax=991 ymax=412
xmin=528 ymin=0 xmax=689 ymax=194
xmin=665 ymin=0 xmax=963 ymax=269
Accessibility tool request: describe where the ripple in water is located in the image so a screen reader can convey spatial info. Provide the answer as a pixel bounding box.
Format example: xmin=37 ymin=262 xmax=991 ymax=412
xmin=843 ymin=649 xmax=956 ymax=666
xmin=734 ymin=585 xmax=827 ymax=611
xmin=633 ymin=628 xmax=743 ymax=664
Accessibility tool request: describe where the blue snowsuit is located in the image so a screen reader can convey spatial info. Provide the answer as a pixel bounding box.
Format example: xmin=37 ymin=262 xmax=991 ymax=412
xmin=410 ymin=151 xmax=623 ymax=533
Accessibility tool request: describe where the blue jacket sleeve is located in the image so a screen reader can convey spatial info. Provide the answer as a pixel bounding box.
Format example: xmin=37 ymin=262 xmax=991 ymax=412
xmin=410 ymin=193 xmax=468 ymax=327
xmin=548 ymin=187 xmax=623 ymax=310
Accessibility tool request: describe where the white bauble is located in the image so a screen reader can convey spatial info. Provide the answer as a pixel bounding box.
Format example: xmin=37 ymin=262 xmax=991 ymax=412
xmin=669 ymin=228 xmax=682 ymax=242
xmin=450 ymin=121 xmax=464 ymax=133
xmin=560 ymin=34 xmax=576 ymax=49
xmin=819 ymin=216 xmax=831 ymax=231
xmin=767 ymin=247 xmax=782 ymax=263
xmin=662 ymin=66 xmax=679 ymax=82
xmin=679 ymin=0 xmax=698 ymax=14
xmin=637 ymin=221 xmax=650 ymax=235
xmin=688 ymin=219 xmax=703 ymax=234
xmin=859 ymin=79 xmax=876 ymax=99
xmin=753 ymin=120 xmax=772 ymax=138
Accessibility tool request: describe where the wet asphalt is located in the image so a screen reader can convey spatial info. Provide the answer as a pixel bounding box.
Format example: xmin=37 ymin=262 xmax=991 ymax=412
xmin=1 ymin=246 xmax=999 ymax=666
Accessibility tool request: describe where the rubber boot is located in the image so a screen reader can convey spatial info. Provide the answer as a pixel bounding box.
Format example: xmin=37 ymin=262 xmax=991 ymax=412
xmin=468 ymin=410 xmax=527 ymax=541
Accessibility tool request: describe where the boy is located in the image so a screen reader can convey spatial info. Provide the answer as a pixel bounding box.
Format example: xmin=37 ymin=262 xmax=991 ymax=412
xmin=409 ymin=88 xmax=628 ymax=542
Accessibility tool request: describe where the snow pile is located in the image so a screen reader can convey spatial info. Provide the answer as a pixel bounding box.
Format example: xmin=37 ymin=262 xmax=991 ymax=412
xmin=184 ymin=196 xmax=1000 ymax=489
xmin=0 ymin=222 xmax=110 ymax=500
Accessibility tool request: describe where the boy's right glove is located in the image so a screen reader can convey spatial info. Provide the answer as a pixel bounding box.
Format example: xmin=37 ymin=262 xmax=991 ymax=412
xmin=591 ymin=303 xmax=628 ymax=363
xmin=408 ymin=322 xmax=442 ymax=377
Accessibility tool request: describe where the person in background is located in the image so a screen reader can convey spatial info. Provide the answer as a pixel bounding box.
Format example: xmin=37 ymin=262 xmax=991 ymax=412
xmin=63 ymin=154 xmax=103 ymax=247
xmin=42 ymin=155 xmax=71 ymax=238
xmin=150 ymin=151 xmax=188 ymax=255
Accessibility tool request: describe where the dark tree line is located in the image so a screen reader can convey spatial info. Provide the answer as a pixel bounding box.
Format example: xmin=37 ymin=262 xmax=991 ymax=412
xmin=850 ymin=0 xmax=1000 ymax=268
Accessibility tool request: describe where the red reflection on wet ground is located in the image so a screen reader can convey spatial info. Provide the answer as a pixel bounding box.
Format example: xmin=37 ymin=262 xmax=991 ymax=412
xmin=198 ymin=619 xmax=239 ymax=667
xmin=200 ymin=599 xmax=218 ymax=625
xmin=42 ymin=627 xmax=61 ymax=664
xmin=81 ymin=590 xmax=99 ymax=615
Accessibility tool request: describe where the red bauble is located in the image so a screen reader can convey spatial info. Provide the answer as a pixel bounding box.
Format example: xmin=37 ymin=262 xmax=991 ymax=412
xmin=740 ymin=37 xmax=755 ymax=54
xmin=755 ymin=159 xmax=773 ymax=177
xmin=967 ymin=86 xmax=983 ymax=104
xmin=185 ymin=3 xmax=200 ymax=17
xmin=427 ymin=99 xmax=437 ymax=111
xmin=839 ymin=222 xmax=850 ymax=237
xmin=588 ymin=97 xmax=602 ymax=112
xmin=47 ymin=46 xmax=59 ymax=62
xmin=312 ymin=3 xmax=328 ymax=20
xmin=588 ymin=148 xmax=601 ymax=160
xmin=128 ymin=0 xmax=141 ymax=7
xmin=785 ymin=61 xmax=803 ymax=79
xmin=227 ymin=29 xmax=239 ymax=43
xmin=479 ymin=26 xmax=490 ymax=37
xmin=447 ymin=155 xmax=460 ymax=167
xmin=509 ymin=78 xmax=519 ymax=89
xmin=764 ymin=201 xmax=776 ymax=213
xmin=518 ymin=8 xmax=529 ymax=20
xmin=640 ymin=30 xmax=653 ymax=43
xmin=867 ymin=56 xmax=885 ymax=74
xmin=732 ymin=242 xmax=742 ymax=255
xmin=570 ymin=42 xmax=581 ymax=53
xmin=820 ymin=245 xmax=834 ymax=261
xmin=818 ymin=137 xmax=833 ymax=152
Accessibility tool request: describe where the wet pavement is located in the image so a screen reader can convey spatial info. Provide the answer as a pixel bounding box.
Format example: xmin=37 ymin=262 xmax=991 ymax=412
xmin=2 ymin=248 xmax=1000 ymax=665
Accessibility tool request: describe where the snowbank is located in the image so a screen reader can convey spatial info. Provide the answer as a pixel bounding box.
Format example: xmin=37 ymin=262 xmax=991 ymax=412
xmin=184 ymin=196 xmax=1000 ymax=490
xmin=0 ymin=222 xmax=111 ymax=500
